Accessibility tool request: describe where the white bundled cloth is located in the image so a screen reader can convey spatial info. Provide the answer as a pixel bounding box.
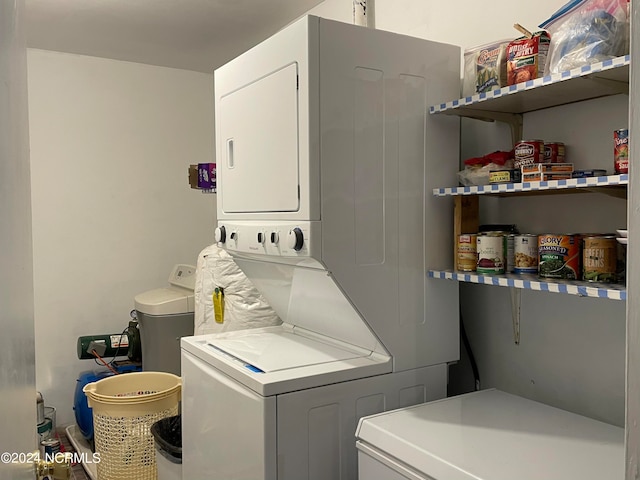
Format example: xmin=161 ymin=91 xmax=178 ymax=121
xmin=194 ymin=244 xmax=281 ymax=335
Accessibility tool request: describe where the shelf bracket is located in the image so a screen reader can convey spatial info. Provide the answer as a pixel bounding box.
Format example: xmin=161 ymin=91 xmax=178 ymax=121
xmin=509 ymin=287 xmax=521 ymax=345
xmin=449 ymin=109 xmax=523 ymax=145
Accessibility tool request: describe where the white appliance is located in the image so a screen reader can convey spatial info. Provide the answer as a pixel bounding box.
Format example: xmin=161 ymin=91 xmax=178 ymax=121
xmin=355 ymin=389 xmax=625 ymax=480
xmin=135 ymin=264 xmax=195 ymax=375
xmin=181 ymin=15 xmax=461 ymax=480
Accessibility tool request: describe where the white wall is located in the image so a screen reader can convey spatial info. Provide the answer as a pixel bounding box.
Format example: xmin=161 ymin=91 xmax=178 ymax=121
xmin=306 ymin=0 xmax=626 ymax=426
xmin=309 ymin=0 xmax=566 ymax=47
xmin=27 ymin=49 xmax=216 ymax=426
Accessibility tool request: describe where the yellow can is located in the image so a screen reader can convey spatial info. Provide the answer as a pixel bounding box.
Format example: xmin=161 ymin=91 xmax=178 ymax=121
xmin=582 ymin=235 xmax=618 ymax=283
xmin=457 ymin=234 xmax=478 ymax=272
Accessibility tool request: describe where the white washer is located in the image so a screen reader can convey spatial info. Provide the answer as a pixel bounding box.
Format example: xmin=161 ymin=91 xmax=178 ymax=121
xmin=182 ymin=327 xmax=448 ymax=480
xmin=355 ymin=389 xmax=624 ymax=480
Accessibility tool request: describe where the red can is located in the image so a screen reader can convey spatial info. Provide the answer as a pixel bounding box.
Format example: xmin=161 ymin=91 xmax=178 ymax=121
xmin=544 ymin=142 xmax=566 ymax=163
xmin=614 ymin=129 xmax=629 ymax=174
xmin=515 ymin=140 xmax=544 ymax=169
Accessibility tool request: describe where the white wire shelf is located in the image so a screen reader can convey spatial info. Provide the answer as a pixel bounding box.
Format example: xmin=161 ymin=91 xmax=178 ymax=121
xmin=428 ymin=270 xmax=626 ymax=301
xmin=430 ymin=55 xmax=629 ymax=117
xmin=433 ymin=174 xmax=628 ymax=196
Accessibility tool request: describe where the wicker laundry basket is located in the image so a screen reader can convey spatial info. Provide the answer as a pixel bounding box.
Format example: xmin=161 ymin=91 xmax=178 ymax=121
xmin=83 ymin=372 xmax=181 ymax=480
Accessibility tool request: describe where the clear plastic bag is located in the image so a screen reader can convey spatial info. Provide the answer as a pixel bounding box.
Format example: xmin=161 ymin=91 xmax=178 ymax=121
xmin=462 ymin=39 xmax=511 ymax=97
xmin=539 ymin=0 xmax=629 ymax=74
xmin=458 ymin=151 xmax=514 ymax=186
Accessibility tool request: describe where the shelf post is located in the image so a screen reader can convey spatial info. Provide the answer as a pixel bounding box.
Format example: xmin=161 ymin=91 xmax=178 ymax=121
xmin=509 ymin=287 xmax=521 ymax=345
xmin=453 ymin=196 xmax=479 ymax=270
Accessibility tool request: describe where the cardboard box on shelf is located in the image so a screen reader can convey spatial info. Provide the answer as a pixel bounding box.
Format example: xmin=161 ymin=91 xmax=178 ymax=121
xmin=522 ymin=172 xmax=572 ymax=182
xmin=521 ymin=163 xmax=574 ymax=174
xmin=188 ymin=164 xmax=199 ymax=189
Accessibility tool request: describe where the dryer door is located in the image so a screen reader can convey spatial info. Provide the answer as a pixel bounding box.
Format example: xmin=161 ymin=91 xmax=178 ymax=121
xmin=219 ymin=62 xmax=300 ymax=214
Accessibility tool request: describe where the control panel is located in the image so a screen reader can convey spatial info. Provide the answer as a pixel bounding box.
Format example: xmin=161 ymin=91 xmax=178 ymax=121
xmin=169 ymin=264 xmax=196 ymax=290
xmin=215 ymin=221 xmax=320 ymax=259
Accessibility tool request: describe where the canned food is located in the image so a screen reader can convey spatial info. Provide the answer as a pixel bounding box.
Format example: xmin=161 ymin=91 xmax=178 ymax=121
xmin=513 ymin=234 xmax=538 ymax=274
xmin=457 ymin=234 xmax=477 ymax=272
xmin=544 ymin=142 xmax=566 ymax=163
xmin=614 ymin=129 xmax=629 ymax=174
xmin=477 ymin=234 xmax=506 ymax=274
xmin=572 ymin=169 xmax=607 ymax=178
xmin=617 ymin=241 xmax=627 ymax=284
xmin=37 ymin=417 xmax=52 ymax=443
xmin=538 ymin=234 xmax=580 ymax=279
xmin=506 ymin=234 xmax=515 ymax=273
xmin=582 ymin=235 xmax=618 ymax=283
xmin=515 ymin=140 xmax=544 ymax=169
xmin=40 ymin=438 xmax=60 ymax=458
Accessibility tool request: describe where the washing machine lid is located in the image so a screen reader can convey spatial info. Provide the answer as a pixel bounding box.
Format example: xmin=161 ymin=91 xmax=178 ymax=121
xmin=181 ymin=326 xmax=391 ymax=396
xmin=134 ymin=287 xmax=195 ymax=315
xmin=355 ymin=389 xmax=624 ymax=480
xmin=207 ymin=328 xmax=364 ymax=373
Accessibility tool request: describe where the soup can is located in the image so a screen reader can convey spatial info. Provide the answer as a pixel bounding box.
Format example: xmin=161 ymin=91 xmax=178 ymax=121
xmin=538 ymin=234 xmax=580 ymax=279
xmin=457 ymin=234 xmax=478 ymax=272
xmin=617 ymin=241 xmax=627 ymax=284
xmin=614 ymin=129 xmax=629 ymax=174
xmin=513 ymin=234 xmax=538 ymax=274
xmin=40 ymin=438 xmax=60 ymax=459
xmin=506 ymin=234 xmax=516 ymax=273
xmin=36 ymin=417 xmax=52 ymax=443
xmin=544 ymin=142 xmax=566 ymax=163
xmin=582 ymin=235 xmax=618 ymax=283
xmin=476 ymin=234 xmax=506 ymax=274
xmin=515 ymin=139 xmax=544 ymax=169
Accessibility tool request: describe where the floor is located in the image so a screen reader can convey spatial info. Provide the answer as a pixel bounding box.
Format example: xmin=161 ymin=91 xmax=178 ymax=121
xmin=57 ymin=428 xmax=91 ymax=480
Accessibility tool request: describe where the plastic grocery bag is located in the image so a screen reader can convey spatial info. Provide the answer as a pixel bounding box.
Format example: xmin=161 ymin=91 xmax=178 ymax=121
xmin=540 ymin=0 xmax=629 ymax=74
xmin=457 ymin=151 xmax=514 ymax=186
xmin=194 ymin=244 xmax=281 ymax=335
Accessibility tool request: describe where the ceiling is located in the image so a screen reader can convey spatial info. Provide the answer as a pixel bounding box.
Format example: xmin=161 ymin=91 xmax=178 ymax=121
xmin=24 ymin=0 xmax=325 ymax=74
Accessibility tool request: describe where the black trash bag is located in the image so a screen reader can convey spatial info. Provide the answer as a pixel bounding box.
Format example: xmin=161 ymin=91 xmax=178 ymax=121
xmin=151 ymin=415 xmax=182 ymax=464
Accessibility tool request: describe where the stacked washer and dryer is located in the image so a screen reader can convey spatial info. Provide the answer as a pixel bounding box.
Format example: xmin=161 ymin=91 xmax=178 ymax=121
xmin=180 ymin=14 xmax=624 ymax=480
xmin=180 ymin=15 xmax=460 ymax=480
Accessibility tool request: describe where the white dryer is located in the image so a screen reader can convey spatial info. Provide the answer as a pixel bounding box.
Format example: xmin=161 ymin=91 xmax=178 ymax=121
xmin=181 ymin=14 xmax=461 ymax=480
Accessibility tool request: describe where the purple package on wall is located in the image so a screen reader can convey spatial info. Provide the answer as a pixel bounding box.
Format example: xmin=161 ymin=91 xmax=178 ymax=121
xmin=198 ymin=163 xmax=216 ymax=190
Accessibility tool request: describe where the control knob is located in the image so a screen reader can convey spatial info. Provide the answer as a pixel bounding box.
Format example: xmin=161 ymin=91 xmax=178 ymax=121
xmin=270 ymin=232 xmax=279 ymax=245
xmin=214 ymin=226 xmax=226 ymax=243
xmin=287 ymin=227 xmax=304 ymax=251
xmin=257 ymin=232 xmax=265 ymax=245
